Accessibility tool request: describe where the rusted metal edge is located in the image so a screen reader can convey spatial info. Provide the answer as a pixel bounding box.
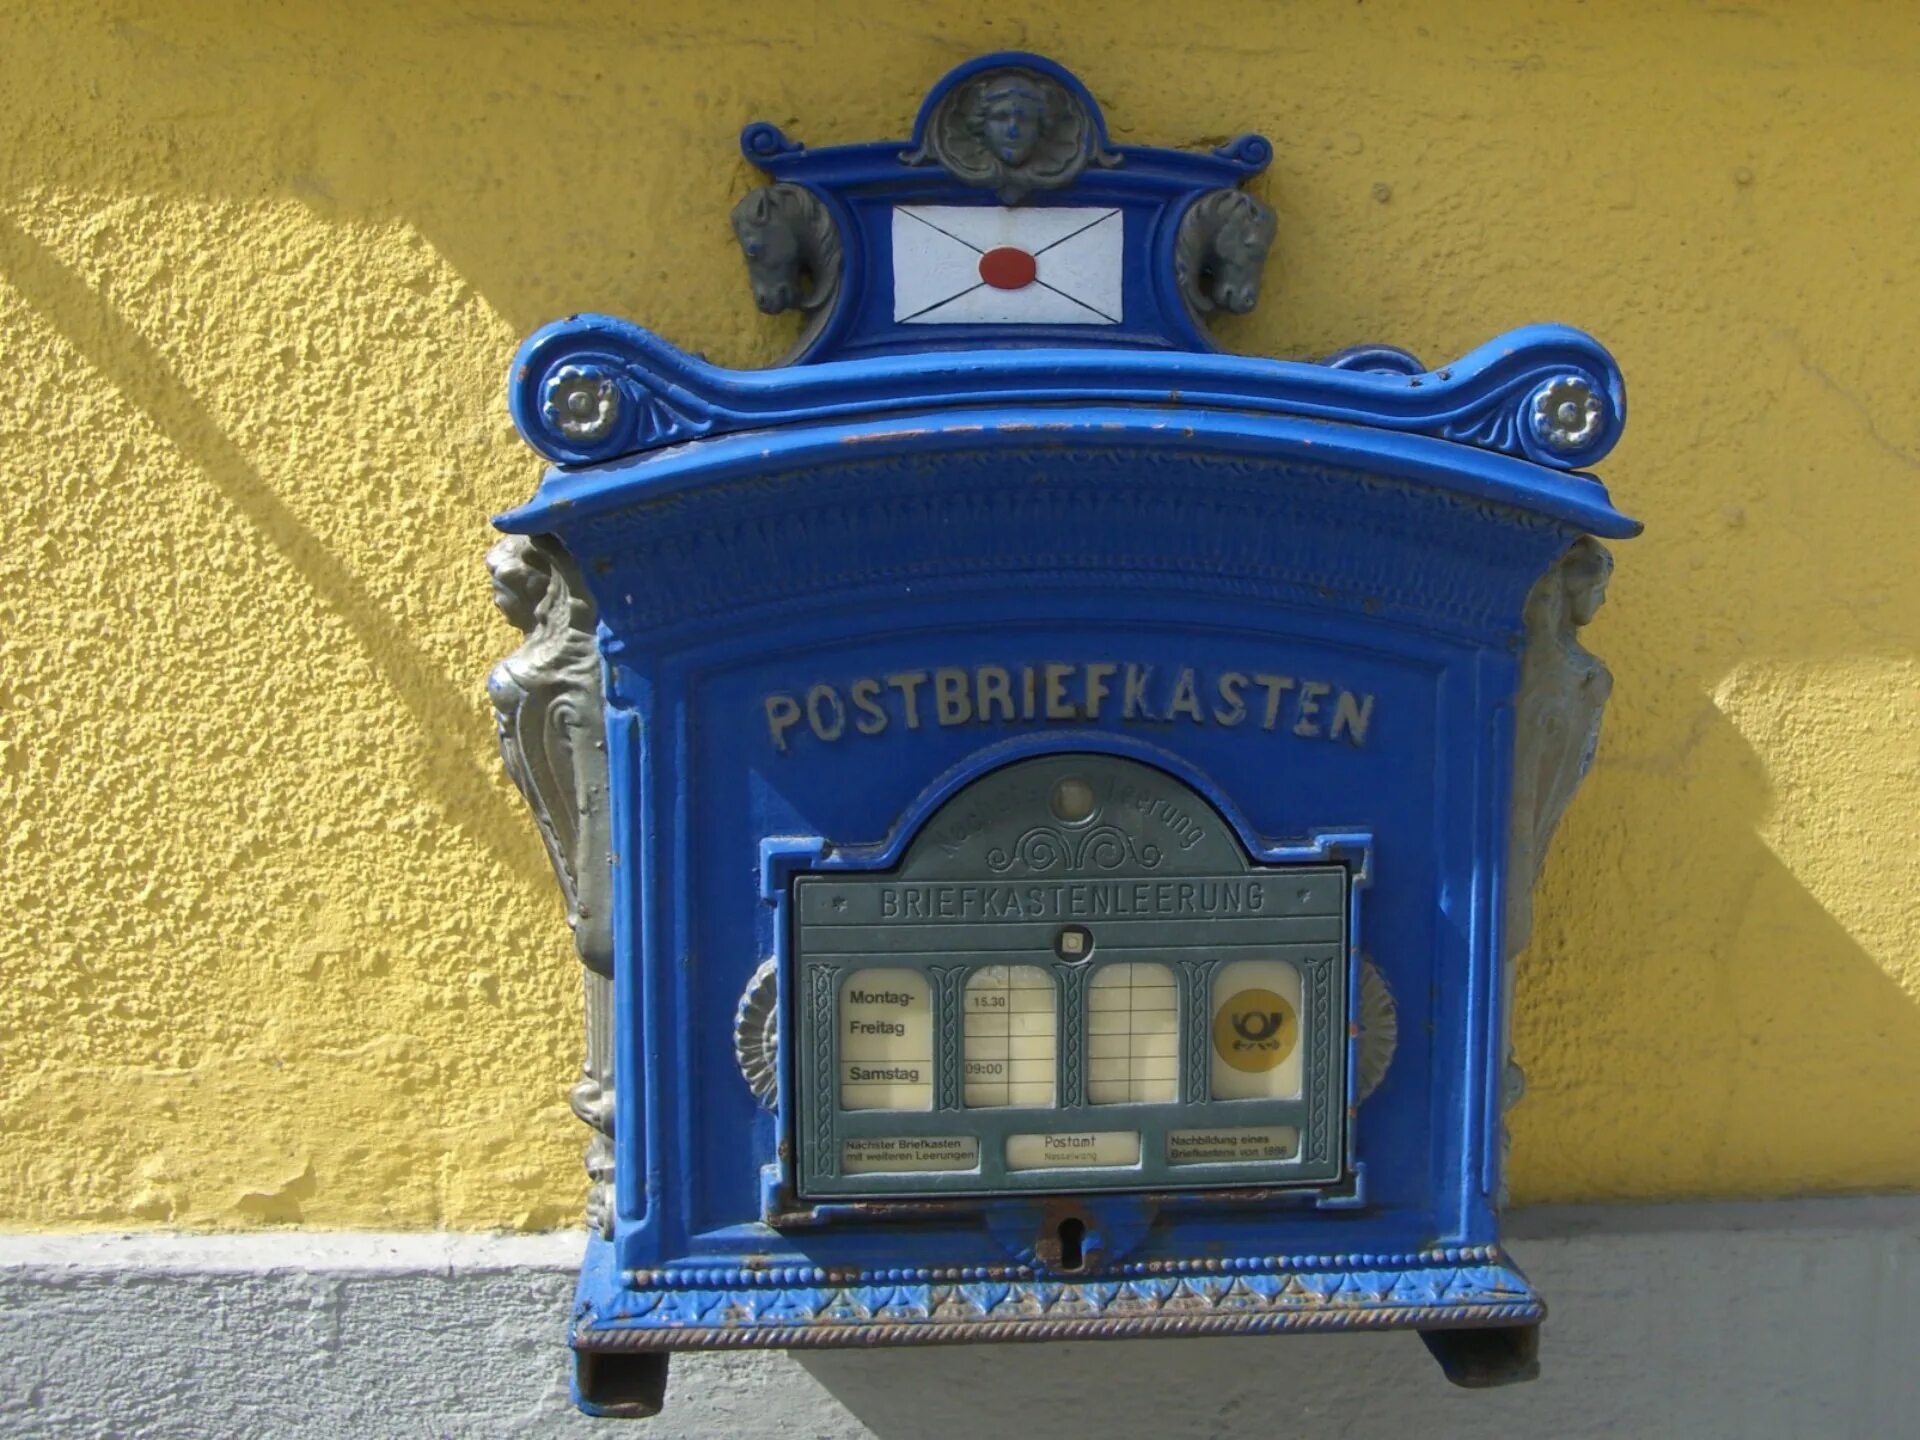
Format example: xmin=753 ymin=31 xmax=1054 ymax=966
xmin=573 ymin=1301 xmax=1545 ymax=1352
xmin=629 ymin=1245 xmax=1506 ymax=1288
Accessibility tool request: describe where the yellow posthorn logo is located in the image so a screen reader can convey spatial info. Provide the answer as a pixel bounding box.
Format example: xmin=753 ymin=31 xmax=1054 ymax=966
xmin=1213 ymin=988 xmax=1296 ymax=1073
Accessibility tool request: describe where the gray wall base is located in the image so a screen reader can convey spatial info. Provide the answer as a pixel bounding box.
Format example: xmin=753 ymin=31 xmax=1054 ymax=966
xmin=2 ymin=1199 xmax=1915 ymax=1439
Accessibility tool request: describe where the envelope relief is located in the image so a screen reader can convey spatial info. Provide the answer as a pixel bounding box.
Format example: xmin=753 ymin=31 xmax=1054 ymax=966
xmin=893 ymin=206 xmax=1123 ymax=326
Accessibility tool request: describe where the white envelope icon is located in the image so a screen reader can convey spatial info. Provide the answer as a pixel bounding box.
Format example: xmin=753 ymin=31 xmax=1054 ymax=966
xmin=892 ymin=205 xmax=1123 ymax=325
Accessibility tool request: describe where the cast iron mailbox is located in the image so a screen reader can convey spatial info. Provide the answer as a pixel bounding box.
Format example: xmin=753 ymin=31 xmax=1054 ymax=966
xmin=487 ymin=53 xmax=1637 ymax=1419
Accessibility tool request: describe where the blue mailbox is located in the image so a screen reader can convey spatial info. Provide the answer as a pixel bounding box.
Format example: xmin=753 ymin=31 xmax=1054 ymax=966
xmin=487 ymin=53 xmax=1637 ymax=1419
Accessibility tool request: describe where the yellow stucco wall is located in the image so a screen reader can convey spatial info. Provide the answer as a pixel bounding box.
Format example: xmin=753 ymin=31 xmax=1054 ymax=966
xmin=2 ymin=2 xmax=1915 ymax=1230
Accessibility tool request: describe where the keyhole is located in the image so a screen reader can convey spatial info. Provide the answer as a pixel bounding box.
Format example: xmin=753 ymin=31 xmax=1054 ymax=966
xmin=1056 ymin=1216 xmax=1087 ymax=1273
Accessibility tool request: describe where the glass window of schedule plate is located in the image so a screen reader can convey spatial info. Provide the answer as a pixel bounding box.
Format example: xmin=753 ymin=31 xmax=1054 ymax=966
xmin=838 ymin=967 xmax=933 ymax=1111
xmin=964 ymin=965 xmax=1057 ymax=1107
xmin=1087 ymin=962 xmax=1179 ymax=1104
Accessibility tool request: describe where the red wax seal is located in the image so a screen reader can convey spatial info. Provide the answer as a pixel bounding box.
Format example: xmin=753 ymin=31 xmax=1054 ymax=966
xmin=978 ymin=246 xmax=1038 ymax=290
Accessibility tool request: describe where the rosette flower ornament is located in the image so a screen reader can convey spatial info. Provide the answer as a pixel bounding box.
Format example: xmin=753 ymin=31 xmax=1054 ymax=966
xmin=541 ymin=364 xmax=621 ymax=443
xmin=1530 ymin=375 xmax=1606 ymax=454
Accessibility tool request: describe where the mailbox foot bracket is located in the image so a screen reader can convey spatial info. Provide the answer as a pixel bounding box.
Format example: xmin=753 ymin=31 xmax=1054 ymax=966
xmin=571 ymin=1235 xmax=1544 ymax=1357
xmin=573 ymin=1348 xmax=669 ymax=1419
xmin=1419 ymin=1321 xmax=1541 ymax=1388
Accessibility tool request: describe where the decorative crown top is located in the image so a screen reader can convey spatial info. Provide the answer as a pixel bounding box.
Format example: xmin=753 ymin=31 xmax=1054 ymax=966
xmin=729 ymin=52 xmax=1277 ymax=363
xmin=502 ymin=52 xmax=1629 ymax=495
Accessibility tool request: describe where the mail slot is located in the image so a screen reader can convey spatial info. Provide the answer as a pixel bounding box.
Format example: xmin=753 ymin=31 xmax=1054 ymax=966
xmin=487 ymin=51 xmax=1638 ymax=1419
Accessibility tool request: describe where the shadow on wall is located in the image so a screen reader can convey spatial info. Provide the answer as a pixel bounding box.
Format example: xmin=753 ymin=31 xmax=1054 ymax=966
xmin=793 ymin=1195 xmax=1920 ymax=1440
xmin=1509 ymin=690 xmax=1920 ymax=1201
xmin=799 ymin=1334 xmax=1527 ymax=1440
xmin=0 ymin=211 xmax=549 ymax=891
xmin=2 ymin=4 xmax=947 ymax=363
